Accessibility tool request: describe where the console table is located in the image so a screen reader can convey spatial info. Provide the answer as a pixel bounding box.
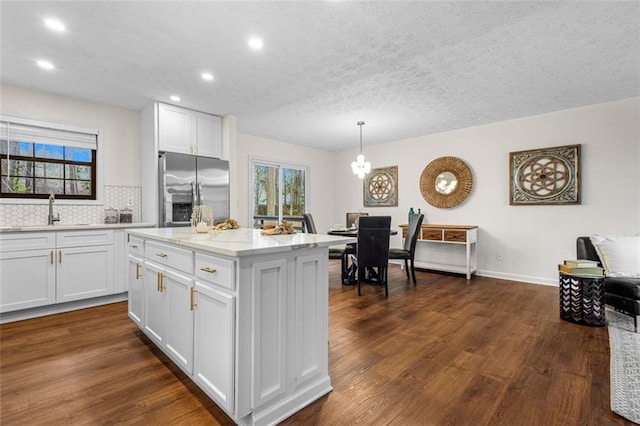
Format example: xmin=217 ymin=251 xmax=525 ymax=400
xmin=399 ymin=224 xmax=478 ymax=279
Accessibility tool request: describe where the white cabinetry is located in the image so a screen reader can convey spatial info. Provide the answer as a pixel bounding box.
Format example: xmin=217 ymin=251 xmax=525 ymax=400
xmin=141 ymin=240 xmax=195 ymax=374
xmin=127 ymin=236 xmax=145 ymax=326
xmin=158 ymin=103 xmax=222 ymax=158
xmin=127 ymin=229 xmax=333 ymax=426
xmin=192 ymin=250 xmax=236 ymax=412
xmin=55 ymin=230 xmax=114 ymax=303
xmin=127 ymin=254 xmax=144 ymax=326
xmin=193 ymin=281 xmax=235 ymax=413
xmin=0 ymin=230 xmax=115 ymax=313
xmin=0 ymin=232 xmax=56 ymax=312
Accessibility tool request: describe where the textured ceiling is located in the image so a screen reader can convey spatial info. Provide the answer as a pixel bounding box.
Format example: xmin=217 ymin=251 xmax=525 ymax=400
xmin=1 ymin=1 xmax=639 ymax=151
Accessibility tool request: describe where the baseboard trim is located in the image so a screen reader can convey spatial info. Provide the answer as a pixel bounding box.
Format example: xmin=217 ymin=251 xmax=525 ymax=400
xmin=0 ymin=293 xmax=128 ymax=324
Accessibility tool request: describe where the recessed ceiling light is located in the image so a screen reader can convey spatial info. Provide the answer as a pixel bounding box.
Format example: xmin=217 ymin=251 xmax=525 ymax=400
xmin=170 ymin=95 xmax=181 ymax=102
xmin=36 ymin=60 xmax=55 ymax=70
xmin=201 ymin=73 xmax=214 ymax=81
xmin=44 ymin=18 xmax=66 ymax=32
xmin=248 ymin=37 xmax=264 ymax=50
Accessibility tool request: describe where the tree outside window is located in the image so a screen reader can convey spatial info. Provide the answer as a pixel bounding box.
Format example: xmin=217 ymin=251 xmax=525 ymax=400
xmin=252 ymin=161 xmax=307 ymax=230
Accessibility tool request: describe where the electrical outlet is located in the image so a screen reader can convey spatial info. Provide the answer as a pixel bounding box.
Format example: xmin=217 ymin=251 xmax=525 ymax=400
xmin=496 ymin=252 xmax=503 ymax=261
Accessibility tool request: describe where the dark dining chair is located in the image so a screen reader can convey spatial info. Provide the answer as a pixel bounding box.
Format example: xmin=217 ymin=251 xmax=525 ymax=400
xmin=303 ymin=213 xmax=352 ymax=280
xmin=389 ymin=213 xmax=424 ymax=284
xmin=356 ymin=216 xmax=391 ymax=297
xmin=346 ymin=212 xmax=368 ymax=229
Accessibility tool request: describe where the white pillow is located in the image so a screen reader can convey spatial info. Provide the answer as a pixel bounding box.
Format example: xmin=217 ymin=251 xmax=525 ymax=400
xmin=590 ymin=234 xmax=640 ymax=278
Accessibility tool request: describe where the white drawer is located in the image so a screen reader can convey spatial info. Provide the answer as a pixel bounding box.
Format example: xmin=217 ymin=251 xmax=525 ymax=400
xmin=145 ymin=240 xmax=193 ymax=274
xmin=0 ymin=232 xmax=55 ymax=252
xmin=56 ymin=230 xmax=114 ymax=248
xmin=127 ymin=236 xmax=144 ymax=256
xmin=195 ymin=252 xmax=235 ymax=291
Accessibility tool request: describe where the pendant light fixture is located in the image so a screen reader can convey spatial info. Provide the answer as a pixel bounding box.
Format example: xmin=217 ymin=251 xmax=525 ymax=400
xmin=351 ymin=121 xmax=371 ymax=179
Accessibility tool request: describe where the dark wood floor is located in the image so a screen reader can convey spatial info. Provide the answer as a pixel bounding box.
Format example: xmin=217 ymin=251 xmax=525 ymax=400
xmin=1 ymin=262 xmax=633 ymax=425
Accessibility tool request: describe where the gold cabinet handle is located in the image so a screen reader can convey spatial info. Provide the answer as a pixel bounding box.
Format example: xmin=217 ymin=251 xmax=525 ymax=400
xmin=200 ymin=267 xmax=217 ymax=274
xmin=59 ymin=250 xmax=62 ymax=264
xmin=130 ymin=244 xmax=138 ymax=249
xmin=50 ymin=250 xmax=54 ymax=264
xmin=156 ymin=271 xmax=165 ymax=292
xmin=156 ymin=253 xmax=168 ymax=258
xmin=190 ymin=287 xmax=197 ymax=311
xmin=135 ymin=263 xmax=141 ymax=279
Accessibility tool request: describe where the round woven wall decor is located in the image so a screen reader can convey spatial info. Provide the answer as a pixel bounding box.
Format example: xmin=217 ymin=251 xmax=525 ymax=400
xmin=419 ymin=156 xmax=473 ymax=208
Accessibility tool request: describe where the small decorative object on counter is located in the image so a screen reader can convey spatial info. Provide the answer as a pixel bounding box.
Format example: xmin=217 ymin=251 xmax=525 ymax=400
xmin=261 ymin=221 xmax=297 ymax=235
xmin=104 ymin=207 xmax=118 ymax=224
xmin=119 ymin=207 xmax=133 ymax=223
xmin=408 ymin=207 xmax=415 ymax=224
xmin=214 ymin=218 xmax=240 ymax=230
xmin=191 ymin=206 xmax=214 ymax=233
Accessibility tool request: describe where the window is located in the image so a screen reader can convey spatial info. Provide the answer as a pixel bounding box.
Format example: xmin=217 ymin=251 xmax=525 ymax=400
xmin=251 ymin=159 xmax=308 ymax=230
xmin=0 ymin=117 xmax=98 ymax=200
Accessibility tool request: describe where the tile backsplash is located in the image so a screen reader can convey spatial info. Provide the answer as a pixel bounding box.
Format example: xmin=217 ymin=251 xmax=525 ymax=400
xmin=0 ymin=185 xmax=142 ymax=226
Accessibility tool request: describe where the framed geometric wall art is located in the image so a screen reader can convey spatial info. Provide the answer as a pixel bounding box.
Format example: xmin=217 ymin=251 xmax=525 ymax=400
xmin=364 ymin=165 xmax=398 ymax=207
xmin=509 ymin=144 xmax=581 ymax=205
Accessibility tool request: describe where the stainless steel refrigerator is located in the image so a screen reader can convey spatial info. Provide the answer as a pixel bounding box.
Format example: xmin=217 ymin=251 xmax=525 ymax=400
xmin=158 ymin=152 xmax=230 ymax=227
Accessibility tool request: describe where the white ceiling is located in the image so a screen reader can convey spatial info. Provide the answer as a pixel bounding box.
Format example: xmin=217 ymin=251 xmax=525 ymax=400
xmin=1 ymin=1 xmax=639 ymax=152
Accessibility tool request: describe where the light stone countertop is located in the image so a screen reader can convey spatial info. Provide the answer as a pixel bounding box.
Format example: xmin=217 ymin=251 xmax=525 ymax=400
xmin=127 ymin=227 xmax=355 ymax=257
xmin=0 ymin=222 xmax=155 ymax=233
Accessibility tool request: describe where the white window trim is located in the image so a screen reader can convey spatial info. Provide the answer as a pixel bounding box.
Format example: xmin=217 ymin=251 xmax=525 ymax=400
xmin=0 ymin=114 xmax=104 ymax=205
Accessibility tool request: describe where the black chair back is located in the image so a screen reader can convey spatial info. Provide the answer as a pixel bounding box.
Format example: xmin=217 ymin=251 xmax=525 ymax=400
xmin=357 ymin=216 xmax=391 ymax=269
xmin=302 ymin=213 xmax=317 ymax=234
xmin=404 ymin=214 xmax=425 ymax=253
xmin=346 ymin=212 xmax=369 ymax=229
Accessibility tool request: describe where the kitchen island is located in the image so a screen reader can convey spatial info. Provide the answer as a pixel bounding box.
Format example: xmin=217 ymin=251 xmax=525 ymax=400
xmin=126 ymin=227 xmax=353 ymax=426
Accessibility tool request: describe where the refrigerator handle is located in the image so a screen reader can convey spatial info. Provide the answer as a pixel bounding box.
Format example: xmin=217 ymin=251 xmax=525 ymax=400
xmin=191 ymin=181 xmax=197 ymax=208
xmin=198 ymin=182 xmax=204 ymax=205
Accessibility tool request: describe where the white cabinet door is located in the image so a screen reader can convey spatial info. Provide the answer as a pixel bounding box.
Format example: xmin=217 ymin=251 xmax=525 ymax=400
xmin=56 ymin=245 xmax=114 ymax=303
xmin=193 ymin=112 xmax=222 ymax=158
xmin=127 ymin=254 xmax=144 ymax=326
xmin=193 ymin=281 xmax=235 ymax=414
xmin=158 ymin=103 xmax=191 ymax=154
xmin=0 ymin=249 xmax=55 ymax=313
xmin=143 ymin=261 xmax=165 ymax=345
xmin=163 ymin=269 xmax=194 ymax=374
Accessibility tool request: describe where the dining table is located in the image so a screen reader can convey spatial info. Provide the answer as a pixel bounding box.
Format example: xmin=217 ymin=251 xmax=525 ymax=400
xmin=327 ymin=227 xmax=398 ymax=284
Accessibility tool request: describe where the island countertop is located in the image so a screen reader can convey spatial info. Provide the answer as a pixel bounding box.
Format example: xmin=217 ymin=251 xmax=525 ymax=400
xmin=127 ymin=226 xmax=355 ymax=257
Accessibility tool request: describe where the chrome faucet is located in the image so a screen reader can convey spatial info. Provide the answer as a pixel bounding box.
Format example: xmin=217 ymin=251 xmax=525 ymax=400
xmin=48 ymin=193 xmax=60 ymax=225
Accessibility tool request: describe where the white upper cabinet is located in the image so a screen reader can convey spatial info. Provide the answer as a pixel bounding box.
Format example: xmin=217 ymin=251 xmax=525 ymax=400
xmin=158 ymin=103 xmax=222 ymax=158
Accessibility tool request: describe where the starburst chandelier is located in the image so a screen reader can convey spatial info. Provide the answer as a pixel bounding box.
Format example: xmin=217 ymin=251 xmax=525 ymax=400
xmin=351 ymin=121 xmax=371 ymax=179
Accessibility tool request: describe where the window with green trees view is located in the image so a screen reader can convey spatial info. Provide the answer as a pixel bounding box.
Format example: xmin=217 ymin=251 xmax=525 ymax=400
xmin=1 ymin=118 xmax=98 ymax=200
xmin=252 ymin=160 xmax=307 ymax=229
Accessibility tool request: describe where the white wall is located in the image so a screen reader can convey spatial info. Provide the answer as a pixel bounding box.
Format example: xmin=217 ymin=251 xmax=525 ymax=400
xmin=5 ymin=83 xmax=637 ymax=286
xmin=234 ymin=133 xmax=336 ymax=231
xmin=332 ymin=97 xmax=640 ymax=285
xmin=0 ymin=83 xmax=140 ymax=187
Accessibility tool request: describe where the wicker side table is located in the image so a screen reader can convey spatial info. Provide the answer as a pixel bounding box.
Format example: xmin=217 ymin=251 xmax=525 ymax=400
xmin=559 ymin=273 xmax=605 ymax=327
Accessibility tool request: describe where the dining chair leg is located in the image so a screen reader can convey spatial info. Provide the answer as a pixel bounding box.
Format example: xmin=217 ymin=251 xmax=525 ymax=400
xmin=384 ymin=267 xmax=388 ymax=297
xmin=410 ymin=258 xmax=417 ymax=285
xmin=404 ymin=259 xmax=410 ymax=279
